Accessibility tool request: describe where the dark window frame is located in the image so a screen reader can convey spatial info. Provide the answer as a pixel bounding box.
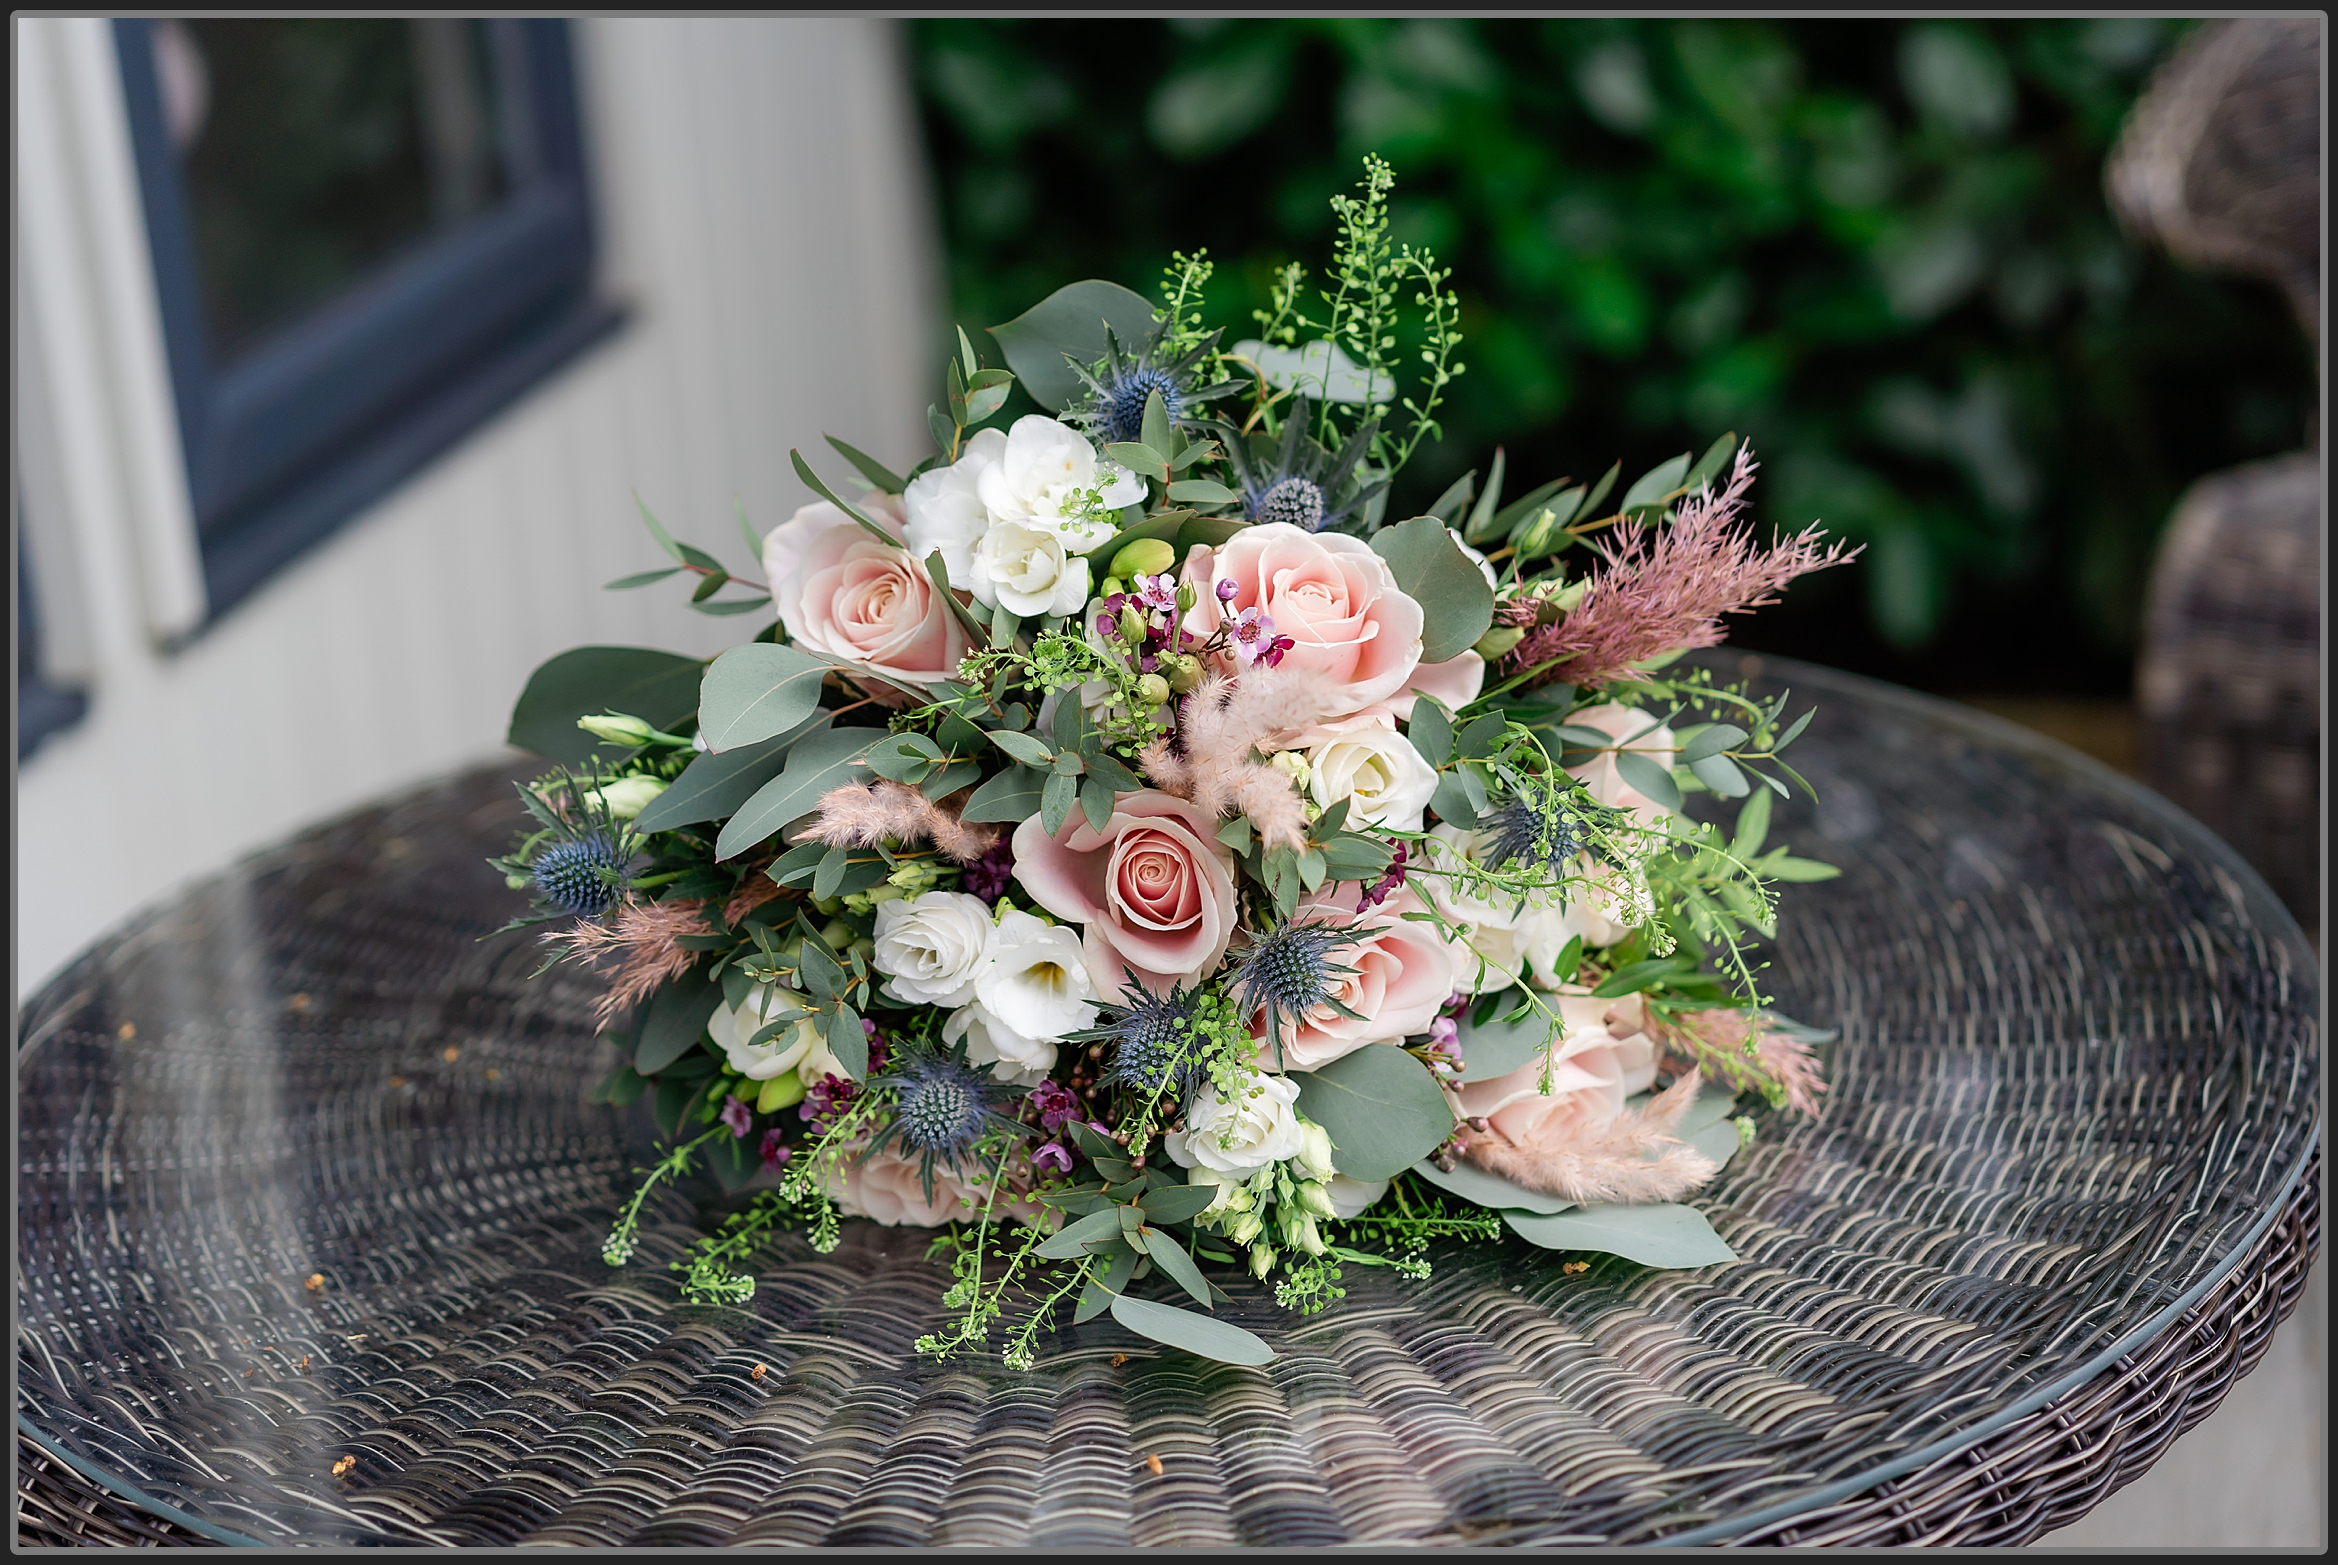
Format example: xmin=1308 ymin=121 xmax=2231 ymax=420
xmin=113 ymin=19 xmax=624 ymax=626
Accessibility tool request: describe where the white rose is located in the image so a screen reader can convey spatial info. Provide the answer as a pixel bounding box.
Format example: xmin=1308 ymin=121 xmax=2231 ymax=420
xmin=976 ymin=415 xmax=1143 ymax=555
xmin=943 ymin=1002 xmax=1049 ymax=1087
xmin=1299 ymin=714 xmax=1439 ymax=832
xmin=873 ymin=891 xmax=996 ymax=1007
xmin=1564 ymin=703 xmax=1680 ymax=822
xmin=706 ymin=982 xmax=825 ymax=1080
xmin=1164 ymin=1069 xmax=1306 ymax=1178
xmin=1325 ymin=1173 xmax=1391 ymax=1219
xmin=902 ymin=427 xmax=1006 ymax=587
xmin=971 ymin=519 xmax=1092 ymax=617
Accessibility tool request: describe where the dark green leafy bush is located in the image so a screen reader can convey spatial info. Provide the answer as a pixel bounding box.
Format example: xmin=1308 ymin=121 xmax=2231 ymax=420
xmin=909 ymin=18 xmax=2314 ymax=693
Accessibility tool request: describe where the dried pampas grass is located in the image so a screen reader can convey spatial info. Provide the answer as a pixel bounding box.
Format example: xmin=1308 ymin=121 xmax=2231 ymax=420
xmin=1140 ymin=664 xmax=1334 ymax=851
xmin=542 ymin=897 xmax=712 ymax=1031
xmin=1457 ymin=1069 xmax=1721 ymax=1205
xmin=793 ymin=780 xmax=1000 ymax=863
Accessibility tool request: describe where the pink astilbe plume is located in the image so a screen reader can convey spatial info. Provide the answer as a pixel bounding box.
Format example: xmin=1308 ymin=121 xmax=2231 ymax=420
xmin=542 ymin=897 xmax=713 ymax=1030
xmin=1457 ymin=1068 xmax=1721 ymax=1204
xmin=792 ymin=780 xmax=1001 ymax=863
xmin=1139 ymin=663 xmax=1337 ymax=852
xmin=1656 ymin=1008 xmax=1828 ymax=1118
xmin=1505 ymin=447 xmax=1858 ymax=690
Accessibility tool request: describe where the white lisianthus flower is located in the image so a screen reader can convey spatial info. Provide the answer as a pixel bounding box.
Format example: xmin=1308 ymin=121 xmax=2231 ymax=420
xmin=872 ymin=891 xmax=996 ymax=1007
xmin=1295 ymin=1121 xmax=1338 ymax=1182
xmin=1299 ymin=715 xmax=1439 ymax=832
xmin=976 ymin=415 xmax=1144 ymax=556
xmin=1325 ymin=1173 xmax=1390 ymax=1219
xmin=1164 ymin=1069 xmax=1307 ymax=1178
xmin=946 ymin=909 xmax=1101 ymax=1084
xmin=902 ymin=426 xmax=1006 ymax=586
xmin=971 ymin=519 xmax=1092 ymax=617
xmin=706 ymin=981 xmax=825 ymax=1081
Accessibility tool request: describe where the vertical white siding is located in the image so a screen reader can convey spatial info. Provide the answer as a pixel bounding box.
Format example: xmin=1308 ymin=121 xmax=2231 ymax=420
xmin=16 ymin=18 xmax=944 ymax=999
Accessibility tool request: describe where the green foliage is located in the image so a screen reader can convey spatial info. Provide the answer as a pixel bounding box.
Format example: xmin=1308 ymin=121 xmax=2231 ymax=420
xmin=909 ymin=18 xmax=2315 ymax=686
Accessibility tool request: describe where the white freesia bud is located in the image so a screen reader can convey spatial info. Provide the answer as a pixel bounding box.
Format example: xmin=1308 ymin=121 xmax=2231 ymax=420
xmin=1296 ymin=1122 xmax=1338 ymax=1183
xmin=577 ymin=712 xmax=658 ymax=747
xmin=1249 ymin=1242 xmax=1276 ymax=1279
xmin=581 ymin=775 xmax=667 ymax=821
xmin=1296 ymin=1180 xmax=1338 ymax=1220
xmin=1227 ymin=1210 xmax=1265 ymax=1245
xmin=1294 ymin=1213 xmax=1327 ymax=1256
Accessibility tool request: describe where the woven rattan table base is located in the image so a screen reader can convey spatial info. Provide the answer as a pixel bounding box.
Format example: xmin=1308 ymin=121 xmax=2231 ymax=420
xmin=14 ymin=1161 xmax=2319 ymax=1548
xmin=16 ymin=655 xmax=2321 ymax=1547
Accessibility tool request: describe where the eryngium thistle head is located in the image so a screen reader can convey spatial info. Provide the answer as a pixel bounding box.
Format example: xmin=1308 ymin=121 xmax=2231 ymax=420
xmin=1485 ymin=786 xmax=1591 ymax=875
xmin=1230 ymin=921 xmax=1363 ymax=1058
xmin=1100 ymin=366 xmax=1183 ymax=444
xmin=532 ymin=834 xmax=627 ymax=916
xmin=1253 ymin=475 xmax=1326 ymax=531
xmin=893 ymin=1057 xmax=988 ymax=1154
xmin=1090 ymin=975 xmax=1216 ymax=1094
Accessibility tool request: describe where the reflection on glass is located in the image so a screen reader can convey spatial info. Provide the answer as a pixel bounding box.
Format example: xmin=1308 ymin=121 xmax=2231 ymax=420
xmin=153 ymin=19 xmax=522 ymax=359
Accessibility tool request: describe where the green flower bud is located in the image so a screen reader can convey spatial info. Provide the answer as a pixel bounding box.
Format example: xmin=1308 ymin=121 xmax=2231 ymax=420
xmin=577 ymin=711 xmax=658 ymax=747
xmin=1294 ymin=1213 xmax=1327 ymax=1256
xmin=1117 ymin=605 xmax=1147 ymax=644
xmin=1164 ymin=654 xmax=1203 ymax=694
xmin=1100 ymin=577 xmax=1126 ymax=599
xmin=1249 ymin=1243 xmax=1277 ymax=1279
xmin=583 ymin=774 xmax=669 ymax=821
xmin=1109 ymin=537 xmax=1177 ymax=581
xmin=1512 ymin=507 xmax=1560 ymax=558
xmin=1175 ymin=582 xmax=1197 ymax=614
xmin=1296 ymin=1122 xmax=1337 ymax=1182
xmin=756 ymin=1072 xmax=809 ymax=1113
xmin=1227 ymin=1210 xmax=1265 ymax=1245
xmin=1472 ymin=625 xmax=1525 ymax=660
xmin=1297 ymin=1180 xmax=1338 ymax=1220
xmin=1136 ymin=673 xmax=1172 ymax=708
xmin=888 ymin=858 xmax=943 ymax=893
xmin=1269 ymin=750 xmax=1312 ymax=790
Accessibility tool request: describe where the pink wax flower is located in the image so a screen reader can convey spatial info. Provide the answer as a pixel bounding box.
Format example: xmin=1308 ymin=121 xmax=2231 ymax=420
xmin=759 ymin=1127 xmax=792 ymax=1169
xmin=1032 ymin=1141 xmax=1074 ymax=1175
xmin=719 ymin=1095 xmax=754 ymax=1138
xmin=1027 ymin=1080 xmax=1079 ymax=1133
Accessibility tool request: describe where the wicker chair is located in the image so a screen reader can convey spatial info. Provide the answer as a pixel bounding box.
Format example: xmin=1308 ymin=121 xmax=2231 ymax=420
xmin=2111 ymin=18 xmax=2322 ymax=945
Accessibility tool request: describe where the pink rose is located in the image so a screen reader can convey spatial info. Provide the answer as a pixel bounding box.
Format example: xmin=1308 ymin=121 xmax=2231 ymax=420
xmin=1010 ymin=790 xmax=1239 ymax=1001
xmin=1451 ymin=990 xmax=1657 ymax=1145
xmin=1261 ymin=884 xmax=1457 ymax=1070
xmin=829 ymin=1143 xmax=1040 ymax=1227
xmin=763 ymin=492 xmax=969 ymax=699
xmin=1181 ymin=523 xmax=1424 ymax=722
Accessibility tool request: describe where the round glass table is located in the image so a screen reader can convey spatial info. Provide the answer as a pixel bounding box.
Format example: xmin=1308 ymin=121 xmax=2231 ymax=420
xmin=15 ymin=654 xmax=2320 ymax=1546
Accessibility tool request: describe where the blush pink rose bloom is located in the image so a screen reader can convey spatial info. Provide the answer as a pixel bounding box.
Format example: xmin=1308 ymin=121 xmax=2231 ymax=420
xmin=1010 ymin=791 xmax=1239 ymax=1001
xmin=1260 ymin=884 xmax=1457 ymax=1070
xmin=763 ymin=492 xmax=969 ymax=699
xmin=1451 ymin=990 xmax=1657 ymax=1147
xmin=1181 ymin=523 xmax=1426 ymax=720
xmin=828 ymin=1144 xmax=1041 ymax=1227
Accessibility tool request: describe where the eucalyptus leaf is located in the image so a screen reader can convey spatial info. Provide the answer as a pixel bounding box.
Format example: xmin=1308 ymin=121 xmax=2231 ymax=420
xmin=1618 ymin=452 xmax=1691 ymax=515
xmin=636 ymin=967 xmax=721 ymax=1074
xmin=1682 ymin=1115 xmax=1743 ymax=1174
xmin=988 ymin=280 xmax=1159 ymax=411
xmin=1732 ymin=786 xmax=1773 ymax=858
xmin=1107 ymin=1293 xmax=1275 ymax=1365
xmin=1409 ymin=1157 xmax=1577 ymax=1215
xmin=1407 ymin=698 xmax=1454 ymax=767
xmin=715 ymin=726 xmax=883 ymax=860
xmin=1138 ymin=1183 xmax=1220 ymax=1225
xmin=1430 ymin=770 xmax=1480 ymax=829
xmin=1463 ymin=447 xmax=1505 ymax=540
xmin=1765 ymin=856 xmax=1841 ymax=882
xmin=963 ymin=765 xmax=1047 ymax=823
xmin=1455 ymin=998 xmax=1556 ymax=1083
xmin=1144 ymin=1231 xmax=1216 ymax=1306
xmin=632 ymin=713 xmax=831 ymax=833
xmin=1166 ymin=478 xmax=1236 ymax=505
xmin=1291 ymin=1045 xmax=1455 ymax=1181
xmin=508 ymin=647 xmax=703 ymax=765
xmin=1678 ymin=723 xmax=1748 ymax=763
xmin=1682 ymin=431 xmax=1739 ymax=494
xmin=1689 ymin=753 xmax=1751 ymax=797
xmin=825 ymin=433 xmax=906 ymax=494
xmin=1501 ymin=1203 xmax=1737 ymax=1269
xmin=699 ymin=643 xmax=834 ymax=752
xmin=1612 ymin=749 xmax=1683 ymax=812
xmin=1368 ymin=516 xmax=1495 ymax=663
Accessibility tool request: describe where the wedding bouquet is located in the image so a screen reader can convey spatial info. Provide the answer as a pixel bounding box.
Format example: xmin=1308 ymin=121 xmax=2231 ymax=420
xmin=496 ymin=159 xmax=1852 ymax=1367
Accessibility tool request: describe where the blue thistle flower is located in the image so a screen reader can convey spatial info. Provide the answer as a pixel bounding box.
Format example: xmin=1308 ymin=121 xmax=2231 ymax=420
xmin=1099 ymin=365 xmax=1184 ymax=445
xmin=1067 ymin=324 xmax=1243 ymax=447
xmin=1082 ymin=973 xmax=1219 ymax=1095
xmin=1229 ymin=922 xmax=1364 ymax=1063
xmin=1485 ymin=775 xmax=1612 ymax=876
xmin=532 ymin=833 xmax=628 ymax=916
xmin=1207 ymin=399 xmax=1389 ymax=534
xmin=869 ymin=1041 xmax=1031 ymax=1203
xmin=1255 ymin=476 xmax=1326 ymax=532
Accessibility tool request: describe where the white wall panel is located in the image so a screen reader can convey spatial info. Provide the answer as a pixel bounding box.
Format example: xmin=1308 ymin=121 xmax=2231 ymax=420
xmin=16 ymin=18 xmax=943 ymax=999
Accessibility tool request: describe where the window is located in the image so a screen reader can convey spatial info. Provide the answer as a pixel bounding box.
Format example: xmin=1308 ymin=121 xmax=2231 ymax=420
xmin=114 ymin=19 xmax=620 ymax=621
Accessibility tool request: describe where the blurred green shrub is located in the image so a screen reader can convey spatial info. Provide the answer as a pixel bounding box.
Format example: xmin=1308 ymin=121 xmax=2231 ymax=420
xmin=907 ymin=18 xmax=2314 ymax=693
